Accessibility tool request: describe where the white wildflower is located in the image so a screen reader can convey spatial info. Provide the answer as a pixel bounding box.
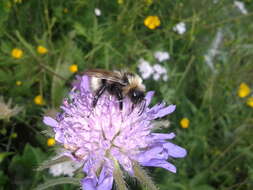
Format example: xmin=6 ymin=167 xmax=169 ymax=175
xmin=153 ymin=64 xmax=168 ymax=81
xmin=0 ymin=96 xmax=22 ymax=120
xmin=163 ymin=74 xmax=168 ymax=81
xmin=94 ymin=8 xmax=101 ymax=16
xmin=153 ymin=64 xmax=166 ymax=74
xmin=154 ymin=51 xmax=170 ymax=62
xmin=234 ymin=1 xmax=248 ymax=15
xmin=138 ymin=58 xmax=154 ymax=79
xmin=204 ymin=28 xmax=223 ymax=71
xmin=173 ymin=22 xmax=186 ymax=35
xmin=153 ymin=73 xmax=160 ymax=81
xmin=49 ymin=160 xmax=82 ymax=177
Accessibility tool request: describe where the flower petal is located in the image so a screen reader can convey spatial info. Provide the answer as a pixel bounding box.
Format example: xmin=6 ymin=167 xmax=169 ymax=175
xmin=137 ymin=146 xmax=164 ymax=163
xmin=81 ymin=165 xmax=113 ymax=190
xmin=140 ymin=159 xmax=177 ymax=173
xmin=145 ymin=91 xmax=155 ymax=106
xmin=81 ymin=75 xmax=90 ymax=91
xmin=81 ymin=176 xmax=96 ymax=190
xmin=97 ymin=166 xmax=114 ymax=190
xmin=43 ymin=116 xmax=58 ymax=127
xmin=155 ymin=105 xmax=176 ymax=118
xmin=151 ymin=133 xmax=175 ymax=140
xmin=163 ymin=142 xmax=187 ymax=158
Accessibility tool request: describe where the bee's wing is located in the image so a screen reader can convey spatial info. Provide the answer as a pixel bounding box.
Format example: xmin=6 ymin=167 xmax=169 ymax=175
xmin=83 ymin=69 xmax=127 ymax=85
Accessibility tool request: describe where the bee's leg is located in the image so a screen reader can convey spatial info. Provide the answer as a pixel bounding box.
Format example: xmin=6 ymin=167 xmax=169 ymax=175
xmin=115 ymin=87 xmax=123 ymax=110
xmin=92 ymin=85 xmax=107 ymax=108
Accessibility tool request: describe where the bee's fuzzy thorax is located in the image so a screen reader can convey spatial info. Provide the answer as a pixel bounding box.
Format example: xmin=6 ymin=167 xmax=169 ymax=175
xmin=90 ymin=77 xmax=101 ymax=92
xmin=122 ymin=75 xmax=145 ymax=95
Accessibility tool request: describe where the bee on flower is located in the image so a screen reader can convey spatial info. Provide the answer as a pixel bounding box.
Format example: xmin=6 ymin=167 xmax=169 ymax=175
xmin=43 ymin=74 xmax=187 ymax=190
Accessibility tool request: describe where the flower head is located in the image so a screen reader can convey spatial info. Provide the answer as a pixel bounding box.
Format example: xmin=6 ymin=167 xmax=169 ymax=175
xmin=138 ymin=59 xmax=154 ymax=79
xmin=117 ymin=0 xmax=124 ymax=4
xmin=43 ymin=75 xmax=186 ymax=190
xmin=14 ymin=0 xmax=22 ymax=3
xmin=234 ymin=1 xmax=248 ymax=15
xmin=63 ymin=8 xmax=68 ymax=13
xmin=154 ymin=51 xmax=170 ymax=62
xmin=0 ymin=96 xmax=22 ymax=120
xmin=144 ymin=16 xmax=161 ymax=30
xmin=145 ymin=0 xmax=153 ymax=6
xmin=16 ymin=80 xmax=22 ymax=86
xmin=11 ymin=48 xmax=23 ymax=59
xmin=69 ymin=64 xmax=78 ymax=73
xmin=180 ymin=118 xmax=190 ymax=128
xmin=49 ymin=154 xmax=83 ymax=177
xmin=238 ymin=82 xmax=250 ymax=98
xmin=153 ymin=64 xmax=168 ymax=81
xmin=34 ymin=95 xmax=45 ymax=105
xmin=173 ymin=22 xmax=186 ymax=35
xmin=47 ymin=138 xmax=56 ymax=146
xmin=246 ymin=97 xmax=253 ymax=108
xmin=37 ymin=45 xmax=48 ymax=54
xmin=94 ymin=8 xmax=101 ymax=16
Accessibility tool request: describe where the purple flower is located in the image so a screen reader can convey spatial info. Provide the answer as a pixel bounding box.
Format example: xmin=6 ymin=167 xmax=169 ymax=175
xmin=43 ymin=75 xmax=186 ymax=190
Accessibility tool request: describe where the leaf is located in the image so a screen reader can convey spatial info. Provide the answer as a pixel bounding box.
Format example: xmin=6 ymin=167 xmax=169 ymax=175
xmin=0 ymin=152 xmax=14 ymax=163
xmin=8 ymin=144 xmax=47 ymax=189
xmin=51 ymin=34 xmax=84 ymax=107
xmin=34 ymin=177 xmax=80 ymax=190
xmin=0 ymin=170 xmax=9 ymax=187
xmin=51 ymin=58 xmax=70 ymax=107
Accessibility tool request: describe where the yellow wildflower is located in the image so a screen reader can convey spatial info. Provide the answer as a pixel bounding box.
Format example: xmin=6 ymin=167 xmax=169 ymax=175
xmin=47 ymin=138 xmax=56 ymax=146
xmin=145 ymin=0 xmax=153 ymax=5
xmin=180 ymin=118 xmax=190 ymax=129
xmin=144 ymin=16 xmax=161 ymax=30
xmin=246 ymin=97 xmax=253 ymax=108
xmin=69 ymin=64 xmax=78 ymax=73
xmin=117 ymin=0 xmax=124 ymax=4
xmin=14 ymin=0 xmax=22 ymax=3
xmin=34 ymin=95 xmax=44 ymax=105
xmin=37 ymin=45 xmax=48 ymax=54
xmin=238 ymin=83 xmax=250 ymax=98
xmin=63 ymin=8 xmax=68 ymax=13
xmin=11 ymin=48 xmax=23 ymax=59
xmin=16 ymin=81 xmax=22 ymax=86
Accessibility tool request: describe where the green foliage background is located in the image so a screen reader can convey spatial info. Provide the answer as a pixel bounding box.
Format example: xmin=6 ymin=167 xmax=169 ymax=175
xmin=0 ymin=0 xmax=253 ymax=189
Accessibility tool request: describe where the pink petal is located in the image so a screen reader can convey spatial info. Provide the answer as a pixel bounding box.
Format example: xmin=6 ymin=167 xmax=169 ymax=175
xmin=140 ymin=159 xmax=177 ymax=173
xmin=43 ymin=116 xmax=58 ymax=127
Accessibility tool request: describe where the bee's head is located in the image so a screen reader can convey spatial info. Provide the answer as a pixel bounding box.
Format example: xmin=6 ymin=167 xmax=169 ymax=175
xmin=128 ymin=89 xmax=145 ymax=104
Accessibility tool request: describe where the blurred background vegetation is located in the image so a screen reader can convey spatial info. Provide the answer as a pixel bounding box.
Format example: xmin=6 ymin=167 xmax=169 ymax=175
xmin=0 ymin=0 xmax=253 ymax=189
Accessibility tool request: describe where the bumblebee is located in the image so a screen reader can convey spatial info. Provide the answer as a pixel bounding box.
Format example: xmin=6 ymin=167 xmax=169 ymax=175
xmin=83 ymin=69 xmax=146 ymax=114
